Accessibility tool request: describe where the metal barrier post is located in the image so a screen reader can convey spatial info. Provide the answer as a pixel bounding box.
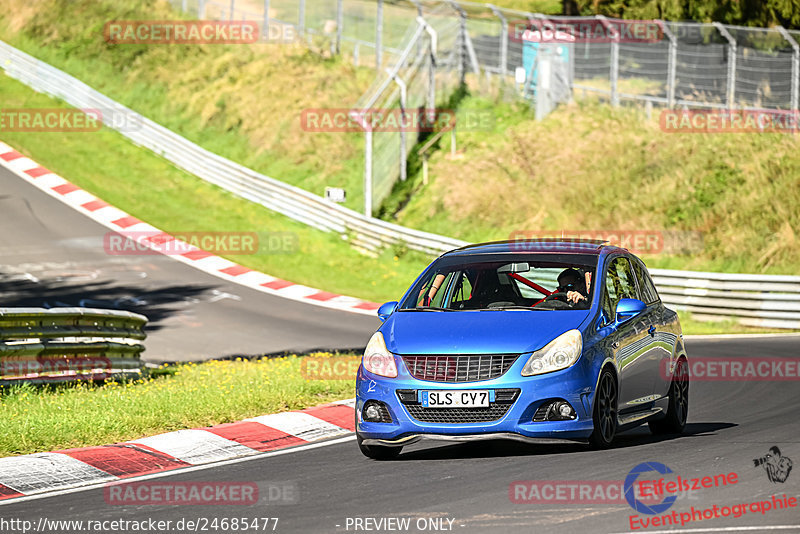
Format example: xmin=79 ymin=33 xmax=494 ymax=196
xmin=229 ymin=0 xmax=235 ymax=21
xmin=181 ymin=0 xmax=187 ymax=13
xmin=714 ymin=22 xmax=737 ymax=109
xmin=376 ymin=0 xmax=384 ymax=71
xmin=597 ymin=15 xmax=619 ymax=107
xmin=660 ymin=20 xmax=677 ymax=109
xmin=488 ymin=5 xmax=508 ymax=79
xmin=388 ymin=70 xmax=408 ymax=182
xmin=777 ymin=26 xmax=799 ymax=112
xmin=198 ymin=0 xmax=206 ymax=18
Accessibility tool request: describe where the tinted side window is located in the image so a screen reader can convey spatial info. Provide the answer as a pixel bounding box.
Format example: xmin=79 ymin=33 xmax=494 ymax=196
xmin=604 ymin=257 xmax=638 ymax=313
xmin=632 ymin=259 xmax=660 ymax=304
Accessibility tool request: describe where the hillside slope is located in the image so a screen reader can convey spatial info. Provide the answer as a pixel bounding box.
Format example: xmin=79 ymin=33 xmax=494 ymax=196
xmin=391 ymin=97 xmax=800 ymax=274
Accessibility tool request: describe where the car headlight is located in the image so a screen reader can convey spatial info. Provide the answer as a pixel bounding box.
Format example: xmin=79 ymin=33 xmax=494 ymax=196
xmin=362 ymin=332 xmax=398 ymax=378
xmin=521 ymin=329 xmax=582 ymax=376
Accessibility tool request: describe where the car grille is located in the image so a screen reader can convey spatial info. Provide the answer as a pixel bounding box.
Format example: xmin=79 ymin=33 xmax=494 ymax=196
xmin=403 ymin=404 xmax=513 ymax=423
xmin=401 ymin=354 xmax=519 ymax=383
xmin=397 ymin=388 xmax=519 ymax=424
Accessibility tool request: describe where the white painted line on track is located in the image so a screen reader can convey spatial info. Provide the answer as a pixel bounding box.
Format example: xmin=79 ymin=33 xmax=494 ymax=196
xmin=0 ymin=435 xmax=356 ymax=507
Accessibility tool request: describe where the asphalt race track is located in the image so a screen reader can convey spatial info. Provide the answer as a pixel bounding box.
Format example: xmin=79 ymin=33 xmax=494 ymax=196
xmin=0 ymin=166 xmax=378 ymax=362
xmin=2 ymin=336 xmax=798 ymax=533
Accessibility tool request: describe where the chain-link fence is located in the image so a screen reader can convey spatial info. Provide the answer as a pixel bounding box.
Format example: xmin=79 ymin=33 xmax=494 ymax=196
xmin=169 ymin=0 xmax=800 ymax=215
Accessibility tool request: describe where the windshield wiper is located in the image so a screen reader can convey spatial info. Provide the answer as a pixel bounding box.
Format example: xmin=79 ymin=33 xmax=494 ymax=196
xmin=404 ymin=306 xmax=453 ymax=312
xmin=483 ymin=305 xmax=537 ymax=310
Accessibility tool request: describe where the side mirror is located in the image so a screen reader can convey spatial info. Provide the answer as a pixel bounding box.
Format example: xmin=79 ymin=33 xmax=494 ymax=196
xmin=377 ymin=301 xmax=398 ymax=322
xmin=615 ymin=298 xmax=646 ymax=324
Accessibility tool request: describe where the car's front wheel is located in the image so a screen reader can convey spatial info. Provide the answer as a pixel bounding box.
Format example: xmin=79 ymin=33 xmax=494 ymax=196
xmin=649 ymin=358 xmax=689 ymax=435
xmin=357 ymin=435 xmax=402 ymax=460
xmin=589 ymin=369 xmax=618 ymax=449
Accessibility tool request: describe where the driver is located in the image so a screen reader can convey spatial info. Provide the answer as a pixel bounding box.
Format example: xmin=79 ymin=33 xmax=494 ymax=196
xmin=557 ymin=268 xmax=590 ymax=305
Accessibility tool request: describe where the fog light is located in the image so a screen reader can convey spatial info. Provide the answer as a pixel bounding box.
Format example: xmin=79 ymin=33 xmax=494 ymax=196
xmin=362 ymin=400 xmax=392 ymax=423
xmin=533 ymin=399 xmax=577 ymax=422
xmin=365 ymin=404 xmax=381 ymax=421
xmin=548 ymin=402 xmax=575 ymax=419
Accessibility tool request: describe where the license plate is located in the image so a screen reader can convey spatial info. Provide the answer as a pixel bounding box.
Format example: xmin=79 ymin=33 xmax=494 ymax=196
xmin=419 ymin=390 xmax=492 ymax=408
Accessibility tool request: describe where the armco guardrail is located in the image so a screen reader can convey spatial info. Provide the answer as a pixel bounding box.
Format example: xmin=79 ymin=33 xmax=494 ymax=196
xmin=0 ymin=40 xmax=467 ymax=256
xmin=649 ymin=269 xmax=800 ymax=330
xmin=1 ymin=40 xmax=798 ymax=328
xmin=0 ymin=308 xmax=147 ymax=384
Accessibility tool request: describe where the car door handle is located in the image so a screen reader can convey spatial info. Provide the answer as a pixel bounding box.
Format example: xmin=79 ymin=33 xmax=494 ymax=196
xmin=648 ymin=325 xmax=656 ymax=336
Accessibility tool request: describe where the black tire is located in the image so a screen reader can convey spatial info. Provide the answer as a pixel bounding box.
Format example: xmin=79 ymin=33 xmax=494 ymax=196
xmin=589 ymin=369 xmax=618 ymax=449
xmin=649 ymin=358 xmax=689 ymax=435
xmin=357 ymin=435 xmax=402 ymax=460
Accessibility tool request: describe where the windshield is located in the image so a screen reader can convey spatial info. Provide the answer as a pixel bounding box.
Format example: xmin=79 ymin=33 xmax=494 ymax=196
xmin=399 ymin=254 xmax=597 ymax=311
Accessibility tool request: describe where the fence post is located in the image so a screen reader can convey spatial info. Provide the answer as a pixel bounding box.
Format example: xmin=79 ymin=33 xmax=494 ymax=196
xmin=263 ymin=0 xmax=270 ymax=41
xmin=376 ymin=0 xmax=384 ymax=71
xmin=597 ymin=15 xmax=619 ymax=107
xmin=777 ymin=26 xmax=799 ymax=112
xmin=418 ymin=17 xmax=438 ymax=115
xmin=447 ymin=1 xmax=467 ymax=85
xmin=409 ymin=1 xmax=424 ymax=59
xmin=388 ymin=70 xmax=408 ymax=181
xmin=365 ymin=130 xmax=373 ymax=216
xmin=181 ymin=0 xmax=187 ymax=13
xmin=229 ymin=0 xmax=235 ymax=21
xmin=659 ymin=20 xmax=677 ymax=109
xmin=488 ymin=5 xmax=508 ymax=79
xmin=298 ymin=0 xmax=305 ymax=37
xmin=336 ymin=0 xmax=343 ymax=55
xmin=198 ymin=0 xmax=206 ymax=18
xmin=714 ymin=22 xmax=737 ymax=109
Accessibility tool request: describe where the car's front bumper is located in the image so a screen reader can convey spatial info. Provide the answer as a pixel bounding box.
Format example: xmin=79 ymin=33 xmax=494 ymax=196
xmin=355 ymin=356 xmax=598 ymax=444
xmin=360 ymin=432 xmax=587 ymax=448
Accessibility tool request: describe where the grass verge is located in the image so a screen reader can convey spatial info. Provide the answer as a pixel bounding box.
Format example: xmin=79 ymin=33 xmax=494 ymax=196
xmin=0 ymin=353 xmax=359 ymax=457
xmin=1 ymin=72 xmax=791 ymax=336
xmin=393 ymin=93 xmax=800 ymax=275
xmin=0 ymin=0 xmax=373 ymax=213
xmin=0 ymin=71 xmax=431 ymax=304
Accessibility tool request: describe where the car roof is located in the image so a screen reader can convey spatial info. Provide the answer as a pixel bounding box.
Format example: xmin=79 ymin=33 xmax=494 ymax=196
xmin=443 ymin=239 xmax=627 ymax=257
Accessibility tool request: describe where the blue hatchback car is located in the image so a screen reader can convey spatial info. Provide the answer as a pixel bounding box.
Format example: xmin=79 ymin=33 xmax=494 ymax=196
xmin=355 ymin=239 xmax=689 ymax=459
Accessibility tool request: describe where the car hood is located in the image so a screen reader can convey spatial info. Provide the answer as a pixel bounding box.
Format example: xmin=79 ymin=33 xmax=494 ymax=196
xmin=382 ymin=309 xmax=591 ymax=355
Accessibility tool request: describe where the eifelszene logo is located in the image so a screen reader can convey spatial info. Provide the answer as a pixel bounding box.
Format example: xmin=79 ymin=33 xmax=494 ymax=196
xmin=754 ymin=446 xmax=793 ymax=483
xmin=625 ymin=462 xmax=677 ymax=515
